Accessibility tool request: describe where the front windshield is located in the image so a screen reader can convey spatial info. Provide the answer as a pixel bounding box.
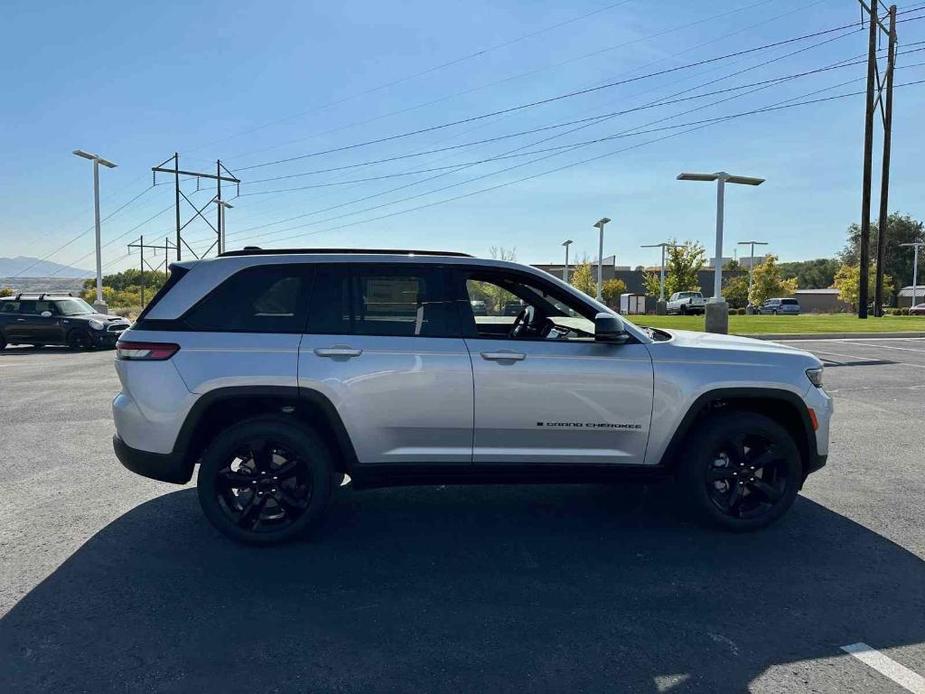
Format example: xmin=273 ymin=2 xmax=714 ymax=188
xmin=55 ymin=298 xmax=96 ymax=316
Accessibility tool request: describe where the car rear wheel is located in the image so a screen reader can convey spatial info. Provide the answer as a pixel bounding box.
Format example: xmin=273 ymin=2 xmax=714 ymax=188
xmin=197 ymin=416 xmax=333 ymax=545
xmin=679 ymin=411 xmax=802 ymax=532
xmin=0 ymin=334 xmax=6 ymax=350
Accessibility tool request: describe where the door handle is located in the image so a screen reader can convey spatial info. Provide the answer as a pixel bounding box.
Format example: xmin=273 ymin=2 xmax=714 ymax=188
xmin=314 ymin=346 xmax=363 ymax=358
xmin=480 ymin=350 xmax=526 ymax=362
xmin=16 ymin=318 xmax=25 ymax=322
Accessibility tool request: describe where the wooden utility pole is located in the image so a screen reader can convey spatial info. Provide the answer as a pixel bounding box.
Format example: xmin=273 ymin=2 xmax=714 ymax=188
xmin=858 ymin=0 xmax=878 ymax=319
xmin=874 ymin=5 xmax=897 ymax=316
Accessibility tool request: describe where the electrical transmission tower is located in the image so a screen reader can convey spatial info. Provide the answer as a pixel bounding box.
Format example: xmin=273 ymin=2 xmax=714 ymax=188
xmin=127 ymin=236 xmax=178 ymax=306
xmin=857 ymin=1 xmax=897 ymax=318
xmin=151 ymin=153 xmax=240 ymax=261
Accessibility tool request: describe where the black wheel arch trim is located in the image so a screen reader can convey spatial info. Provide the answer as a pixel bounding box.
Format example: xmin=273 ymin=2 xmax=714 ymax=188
xmin=656 ymin=387 xmax=822 ymax=475
xmin=116 ymin=385 xmax=358 ymax=485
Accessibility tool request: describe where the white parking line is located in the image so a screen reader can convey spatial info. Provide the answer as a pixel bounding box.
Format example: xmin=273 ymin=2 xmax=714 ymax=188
xmin=841 ymin=643 xmax=925 ymax=693
xmin=810 ymin=348 xmax=925 ymax=369
xmin=842 ymin=340 xmax=925 ymax=354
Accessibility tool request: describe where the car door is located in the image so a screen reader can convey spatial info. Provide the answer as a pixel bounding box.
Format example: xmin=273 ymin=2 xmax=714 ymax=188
xmin=13 ymin=300 xmax=50 ymax=344
xmin=299 ymin=263 xmax=473 ymax=465
xmin=453 ymin=267 xmax=654 ymax=465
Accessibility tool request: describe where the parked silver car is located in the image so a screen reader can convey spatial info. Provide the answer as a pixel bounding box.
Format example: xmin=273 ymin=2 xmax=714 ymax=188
xmin=758 ymin=298 xmax=801 ymax=315
xmin=112 ymin=248 xmax=831 ymax=544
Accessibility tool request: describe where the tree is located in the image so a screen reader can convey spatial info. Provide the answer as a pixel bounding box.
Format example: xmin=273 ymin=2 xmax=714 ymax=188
xmin=839 ymin=212 xmax=925 ymax=299
xmin=723 ymin=274 xmax=750 ymax=309
xmin=642 ymin=271 xmax=662 ymax=298
xmin=478 ymin=246 xmax=519 ymax=312
xmin=569 ymin=261 xmax=597 ymax=297
xmin=663 ymin=241 xmax=706 ymax=296
xmin=0 ymin=286 xmax=13 ymax=298
xmin=748 ymin=255 xmax=798 ymax=306
xmin=601 ymin=278 xmax=627 ymax=307
xmin=778 ymin=258 xmax=840 ymax=289
xmin=833 ymin=263 xmax=894 ymax=310
xmin=79 ymin=269 xmax=168 ymax=310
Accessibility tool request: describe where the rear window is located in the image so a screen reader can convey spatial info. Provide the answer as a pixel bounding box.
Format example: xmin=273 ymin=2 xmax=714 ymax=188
xmin=781 ymin=299 xmax=799 ymax=305
xmin=184 ymin=265 xmax=310 ymax=333
xmin=136 ymin=265 xmax=190 ymax=322
xmin=0 ymin=300 xmax=19 ymax=313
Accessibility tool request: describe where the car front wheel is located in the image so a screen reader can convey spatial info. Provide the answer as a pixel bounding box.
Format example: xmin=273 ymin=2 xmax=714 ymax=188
xmin=679 ymin=411 xmax=802 ymax=532
xmin=197 ymin=415 xmax=334 ymax=545
xmin=67 ymin=329 xmax=94 ymax=351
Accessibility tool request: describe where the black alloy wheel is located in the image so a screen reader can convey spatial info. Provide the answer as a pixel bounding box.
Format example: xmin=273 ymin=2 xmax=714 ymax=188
xmin=67 ymin=330 xmax=93 ymax=351
xmin=217 ymin=440 xmax=311 ymax=532
xmin=197 ymin=416 xmax=333 ymax=545
xmin=705 ymin=433 xmax=789 ymax=520
xmin=680 ymin=412 xmax=801 ymax=531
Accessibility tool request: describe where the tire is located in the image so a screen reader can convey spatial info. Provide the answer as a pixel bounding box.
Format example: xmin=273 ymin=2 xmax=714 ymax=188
xmin=197 ymin=415 xmax=334 ymax=545
xmin=678 ymin=411 xmax=802 ymax=532
xmin=67 ymin=329 xmax=94 ymax=351
xmin=680 ymin=305 xmax=687 ymax=315
xmin=0 ymin=333 xmax=6 ymax=350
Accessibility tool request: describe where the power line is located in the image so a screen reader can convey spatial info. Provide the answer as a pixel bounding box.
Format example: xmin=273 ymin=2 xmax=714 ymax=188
xmin=228 ymin=30 xmax=870 ymax=239
xmin=221 ymin=0 xmax=784 ymax=166
xmin=185 ymin=0 xmax=636 ymax=156
xmin=212 ymin=0 xmax=837 ymax=232
xmin=227 ymin=70 xmax=873 ymax=245
xmin=250 ymin=76 xmax=925 ymax=249
xmin=233 ymin=19 xmax=867 ymax=173
xmin=6 ymin=185 xmax=157 ymax=279
xmin=239 ymin=46 xmax=914 ymax=198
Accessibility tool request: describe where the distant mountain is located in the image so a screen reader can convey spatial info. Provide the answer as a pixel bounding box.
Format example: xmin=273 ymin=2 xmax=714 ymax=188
xmin=0 ymin=256 xmax=93 ymax=278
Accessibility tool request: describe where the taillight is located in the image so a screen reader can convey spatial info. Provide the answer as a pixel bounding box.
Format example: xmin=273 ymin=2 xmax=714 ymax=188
xmin=116 ymin=341 xmax=180 ymax=361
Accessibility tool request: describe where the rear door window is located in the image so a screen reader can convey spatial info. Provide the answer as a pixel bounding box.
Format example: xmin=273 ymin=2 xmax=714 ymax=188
xmin=781 ymin=299 xmax=798 ymax=305
xmin=308 ymin=265 xmax=456 ymax=337
xmin=184 ymin=264 xmax=311 ymax=333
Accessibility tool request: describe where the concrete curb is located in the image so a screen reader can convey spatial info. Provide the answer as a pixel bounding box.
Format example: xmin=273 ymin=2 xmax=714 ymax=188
xmin=738 ymin=331 xmax=925 ymax=341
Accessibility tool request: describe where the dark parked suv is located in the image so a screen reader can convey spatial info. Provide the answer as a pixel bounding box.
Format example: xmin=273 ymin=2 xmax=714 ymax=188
xmin=0 ymin=293 xmax=130 ymax=350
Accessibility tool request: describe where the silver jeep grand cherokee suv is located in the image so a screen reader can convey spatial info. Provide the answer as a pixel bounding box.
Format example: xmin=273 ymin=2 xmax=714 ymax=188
xmin=112 ymin=248 xmax=831 ymax=544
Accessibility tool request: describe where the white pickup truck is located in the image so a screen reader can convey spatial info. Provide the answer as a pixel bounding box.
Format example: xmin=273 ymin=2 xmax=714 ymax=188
xmin=667 ymin=291 xmax=706 ymax=315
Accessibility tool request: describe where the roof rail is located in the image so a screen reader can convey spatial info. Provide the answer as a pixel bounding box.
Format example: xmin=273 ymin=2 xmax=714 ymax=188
xmin=218 ymin=247 xmax=473 ymax=258
xmin=11 ymin=292 xmax=74 ymax=300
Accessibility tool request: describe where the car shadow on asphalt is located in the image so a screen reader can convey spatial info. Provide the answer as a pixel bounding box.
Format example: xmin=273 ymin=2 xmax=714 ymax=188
xmin=2 ymin=483 xmax=924 ymax=692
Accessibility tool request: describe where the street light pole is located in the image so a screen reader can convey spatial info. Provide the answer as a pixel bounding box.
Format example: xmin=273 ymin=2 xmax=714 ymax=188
xmin=73 ymin=149 xmax=117 ymax=312
xmin=562 ymin=239 xmax=573 ymax=283
xmin=641 ymin=242 xmax=678 ymax=314
xmin=215 ymin=199 xmax=233 ymax=254
xmin=900 ymin=242 xmax=924 ymax=308
xmin=677 ymin=172 xmax=764 ymax=333
xmin=737 ymin=240 xmax=768 ymax=308
xmin=593 ymin=217 xmax=611 ymax=301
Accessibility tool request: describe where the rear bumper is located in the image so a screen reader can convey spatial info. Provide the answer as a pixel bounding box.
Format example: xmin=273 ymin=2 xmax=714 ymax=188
xmin=113 ymin=434 xmax=192 ymax=484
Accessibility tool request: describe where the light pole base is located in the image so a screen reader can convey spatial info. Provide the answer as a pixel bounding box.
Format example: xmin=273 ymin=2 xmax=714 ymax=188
xmin=656 ymin=300 xmax=667 ymax=315
xmin=705 ymin=300 xmax=729 ymax=334
xmin=92 ymin=299 xmax=109 ymax=314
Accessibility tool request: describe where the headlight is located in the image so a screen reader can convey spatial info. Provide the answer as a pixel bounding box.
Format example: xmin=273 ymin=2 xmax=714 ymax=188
xmin=806 ymin=366 xmax=824 ymax=388
xmin=88 ymin=319 xmax=104 ymax=331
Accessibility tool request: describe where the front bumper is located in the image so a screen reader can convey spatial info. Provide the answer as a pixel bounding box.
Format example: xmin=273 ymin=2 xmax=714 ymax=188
xmin=113 ymin=434 xmax=192 ymax=484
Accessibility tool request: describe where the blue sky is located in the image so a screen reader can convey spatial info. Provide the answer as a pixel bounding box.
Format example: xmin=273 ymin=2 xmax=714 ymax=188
xmin=1 ymin=0 xmax=923 ymax=274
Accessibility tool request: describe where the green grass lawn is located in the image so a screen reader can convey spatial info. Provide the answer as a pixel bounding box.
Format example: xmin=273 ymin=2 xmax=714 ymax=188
xmin=633 ymin=313 xmax=925 ymax=335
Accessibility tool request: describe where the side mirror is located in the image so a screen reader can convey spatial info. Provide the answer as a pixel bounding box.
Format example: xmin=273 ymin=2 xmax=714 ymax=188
xmin=40 ymin=311 xmax=53 ymax=318
xmin=594 ymin=312 xmax=629 ymax=344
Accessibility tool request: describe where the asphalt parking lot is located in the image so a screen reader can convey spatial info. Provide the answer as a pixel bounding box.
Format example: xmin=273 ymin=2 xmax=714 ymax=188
xmin=1 ymin=338 xmax=924 ymax=693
